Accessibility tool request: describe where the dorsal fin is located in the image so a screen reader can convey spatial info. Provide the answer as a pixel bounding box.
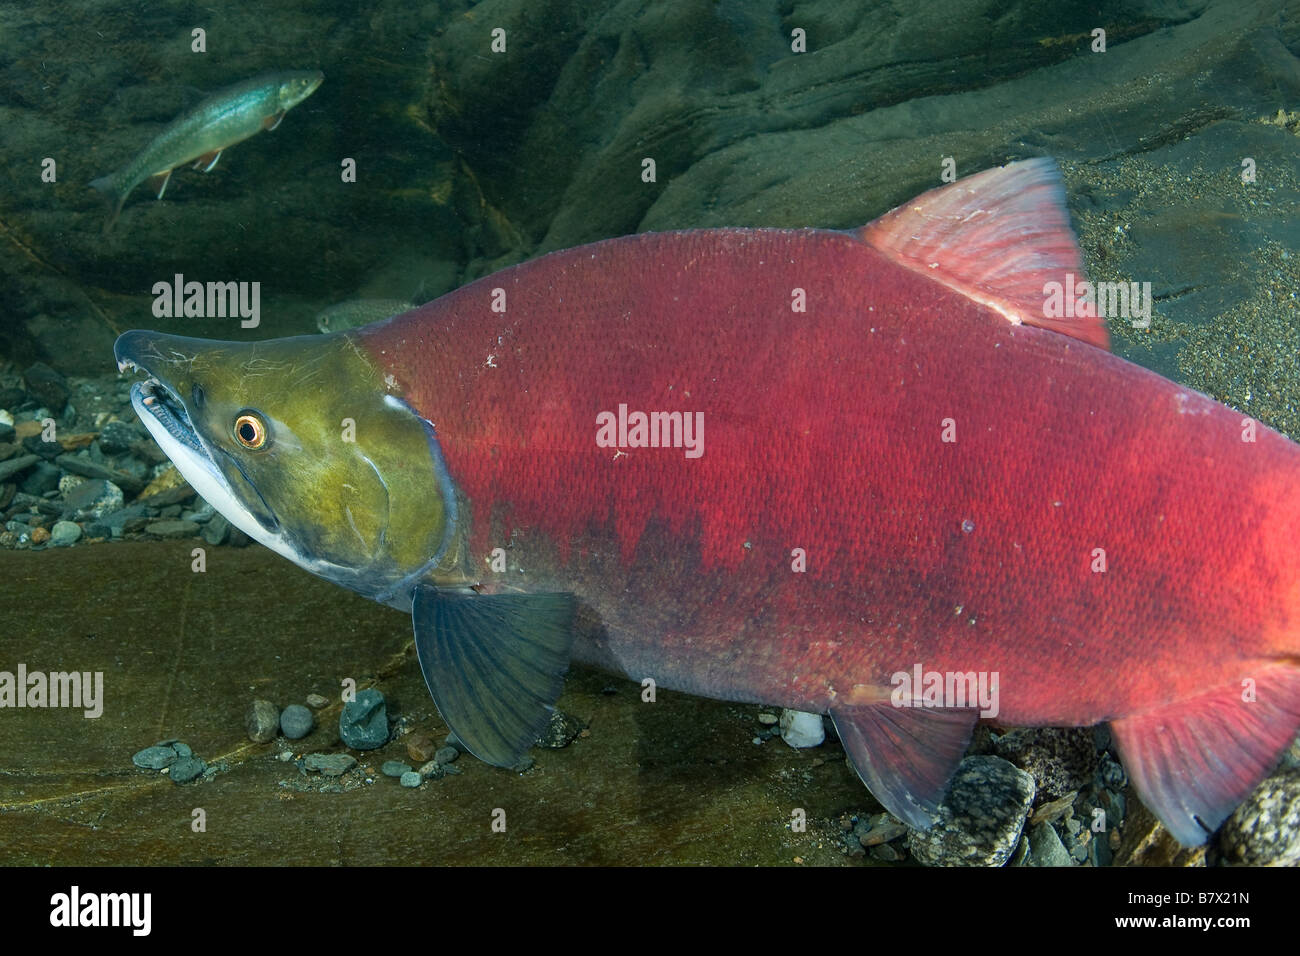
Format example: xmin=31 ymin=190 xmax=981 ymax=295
xmin=858 ymin=158 xmax=1109 ymax=350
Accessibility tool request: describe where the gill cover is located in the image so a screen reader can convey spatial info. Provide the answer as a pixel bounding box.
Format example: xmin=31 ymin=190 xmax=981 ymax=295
xmin=114 ymin=329 xmax=456 ymax=607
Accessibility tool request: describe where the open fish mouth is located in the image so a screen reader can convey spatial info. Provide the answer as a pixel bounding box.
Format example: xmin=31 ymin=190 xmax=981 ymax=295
xmin=114 ymin=346 xmax=282 ymax=537
xmin=122 ymin=369 xmax=204 ymax=456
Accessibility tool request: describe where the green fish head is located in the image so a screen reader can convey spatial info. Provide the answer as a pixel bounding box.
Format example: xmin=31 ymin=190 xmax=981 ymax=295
xmin=114 ymin=329 xmax=455 ymax=608
xmin=277 ymin=70 xmax=324 ymax=111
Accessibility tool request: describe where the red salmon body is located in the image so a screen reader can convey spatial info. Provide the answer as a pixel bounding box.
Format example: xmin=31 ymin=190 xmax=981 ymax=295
xmin=358 ymin=160 xmax=1300 ymax=844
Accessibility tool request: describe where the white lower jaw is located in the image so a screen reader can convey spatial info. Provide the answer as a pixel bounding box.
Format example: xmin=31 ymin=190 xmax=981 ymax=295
xmin=130 ymin=385 xmax=302 ymax=566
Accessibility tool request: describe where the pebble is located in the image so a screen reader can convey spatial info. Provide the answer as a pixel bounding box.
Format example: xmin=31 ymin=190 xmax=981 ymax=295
xmin=859 ymin=819 xmax=908 ymax=847
xmin=61 ymin=478 xmax=124 ymax=519
xmin=169 ymin=756 xmax=206 ymax=784
xmin=200 ymin=514 xmax=230 ymax=545
xmin=434 ymin=746 xmax=459 ymax=765
xmin=279 ymin=704 xmax=314 ymax=739
xmin=870 ymin=843 xmax=902 ymax=862
xmin=21 ymin=362 xmax=69 ymax=411
xmin=381 ymin=760 xmax=412 ymax=778
xmin=97 ymin=420 xmax=140 ymax=456
xmin=132 ymin=745 xmax=179 ymax=770
xmin=1026 ymin=821 xmax=1074 ymax=867
xmin=779 ymin=709 xmax=825 ymax=748
xmin=419 ymin=760 xmax=444 ymax=779
xmin=906 ymin=756 xmax=1036 ymax=867
xmin=55 ymin=454 xmax=143 ymax=494
xmin=145 ymin=519 xmax=201 ymax=539
xmin=303 ymin=753 xmax=357 ymax=776
xmin=0 ymin=455 xmax=39 ymax=483
xmin=49 ymin=520 xmax=81 ymax=546
xmin=535 ymin=709 xmax=586 ymax=748
xmin=993 ymin=727 xmax=1099 ymax=799
xmin=20 ymin=461 xmax=60 ymax=494
xmin=29 ymin=526 xmax=49 ymax=545
xmin=406 ymin=733 xmax=436 ymax=763
xmin=399 ymin=771 xmax=423 ymax=788
xmin=1216 ymin=767 xmax=1300 ymax=865
xmin=757 ymin=712 xmax=779 ymax=725
xmin=338 ymin=689 xmax=388 ymax=750
xmin=305 ymin=693 xmax=329 ymax=709
xmin=57 ymin=474 xmax=85 ymax=495
xmin=244 ymin=699 xmax=280 ymax=743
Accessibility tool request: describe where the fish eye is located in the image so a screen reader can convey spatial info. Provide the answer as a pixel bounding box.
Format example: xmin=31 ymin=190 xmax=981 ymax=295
xmin=234 ymin=411 xmax=269 ymax=449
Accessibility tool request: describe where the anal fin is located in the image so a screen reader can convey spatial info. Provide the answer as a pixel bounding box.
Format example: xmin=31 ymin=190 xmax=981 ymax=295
xmin=1110 ymin=663 xmax=1300 ymax=846
xmin=192 ymin=149 xmax=222 ymax=172
xmin=412 ymin=585 xmax=576 ymax=769
xmin=147 ymin=169 xmax=173 ymax=200
xmin=830 ymin=703 xmax=978 ymax=829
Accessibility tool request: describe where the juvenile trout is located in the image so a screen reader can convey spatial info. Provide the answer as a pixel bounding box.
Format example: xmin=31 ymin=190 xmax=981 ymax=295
xmin=90 ymin=70 xmax=323 ymax=229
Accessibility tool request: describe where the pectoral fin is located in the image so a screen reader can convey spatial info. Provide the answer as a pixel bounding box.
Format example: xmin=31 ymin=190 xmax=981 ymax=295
xmin=830 ymin=703 xmax=978 ymax=829
xmin=192 ymin=150 xmax=222 ymax=172
xmin=263 ymin=110 xmax=286 ymax=131
xmin=412 ymin=585 xmax=576 ymax=769
xmin=147 ymin=169 xmax=173 ymax=200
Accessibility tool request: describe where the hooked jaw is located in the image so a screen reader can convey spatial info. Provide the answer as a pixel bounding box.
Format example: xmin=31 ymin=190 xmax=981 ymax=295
xmin=114 ymin=332 xmax=287 ymax=548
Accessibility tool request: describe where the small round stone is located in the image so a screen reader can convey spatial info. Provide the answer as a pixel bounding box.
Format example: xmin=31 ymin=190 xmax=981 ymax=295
xmin=244 ymin=699 xmax=279 ymax=743
xmin=406 ymin=733 xmax=436 ymax=763
xmin=132 ymin=745 xmax=178 ymax=770
xmin=434 ymin=746 xmax=460 ymax=765
xmin=169 ymin=756 xmax=205 ymax=784
xmin=399 ymin=771 xmax=422 ymax=788
xmin=50 ymin=521 xmax=82 ymax=547
xmin=305 ymin=693 xmax=329 ymax=709
xmin=279 ymin=704 xmax=314 ymax=740
xmin=381 ymin=760 xmax=413 ymax=778
xmin=171 ymin=741 xmax=192 ymax=759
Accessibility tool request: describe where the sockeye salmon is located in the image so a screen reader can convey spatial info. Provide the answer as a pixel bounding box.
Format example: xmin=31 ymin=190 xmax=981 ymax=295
xmin=90 ymin=71 xmax=323 ymax=229
xmin=114 ymin=159 xmax=1300 ymax=847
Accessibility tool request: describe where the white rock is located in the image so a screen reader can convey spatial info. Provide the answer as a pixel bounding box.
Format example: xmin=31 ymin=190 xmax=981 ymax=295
xmin=0 ymin=409 xmax=12 ymax=426
xmin=779 ymin=709 xmax=825 ymax=749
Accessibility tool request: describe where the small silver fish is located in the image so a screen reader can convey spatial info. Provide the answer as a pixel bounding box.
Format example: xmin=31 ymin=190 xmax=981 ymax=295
xmin=90 ymin=71 xmax=323 ymax=229
xmin=314 ymin=299 xmax=415 ymax=334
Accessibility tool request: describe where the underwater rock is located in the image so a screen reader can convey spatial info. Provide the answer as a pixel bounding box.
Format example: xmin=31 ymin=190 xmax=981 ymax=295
xmin=49 ymin=521 xmax=81 ymax=547
xmin=169 ymin=756 xmax=206 ymax=784
xmin=144 ymin=519 xmax=200 ymax=539
xmin=132 ymin=744 xmax=179 ymax=770
xmin=62 ymin=478 xmax=124 ymax=520
xmin=0 ymin=454 xmax=39 ymax=483
xmin=279 ymin=704 xmax=314 ymax=740
xmin=535 ymin=709 xmax=586 ymax=748
xmin=201 ymin=514 xmax=230 ymax=545
xmin=399 ymin=771 xmax=422 ymax=788
xmin=97 ymin=420 xmax=141 ymax=456
xmin=381 ymin=761 xmax=412 ymax=778
xmin=905 ymin=756 xmax=1035 ymax=867
xmin=305 ymin=693 xmax=329 ymax=710
xmin=993 ymin=727 xmax=1099 ymax=800
xmin=21 ymin=363 xmax=69 ymax=413
xmin=1216 ymin=767 xmax=1300 ymax=866
xmin=779 ymin=709 xmax=825 ymax=748
xmin=303 ymin=753 xmax=357 ymax=776
xmin=1026 ymin=821 xmax=1074 ymax=867
xmin=405 ymin=732 xmax=436 ymax=763
xmin=244 ymin=699 xmax=280 ymax=743
xmin=434 ymin=746 xmax=459 ymax=766
xmin=339 ymin=689 xmax=388 ymax=750
xmin=19 ymin=461 xmax=59 ymax=495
